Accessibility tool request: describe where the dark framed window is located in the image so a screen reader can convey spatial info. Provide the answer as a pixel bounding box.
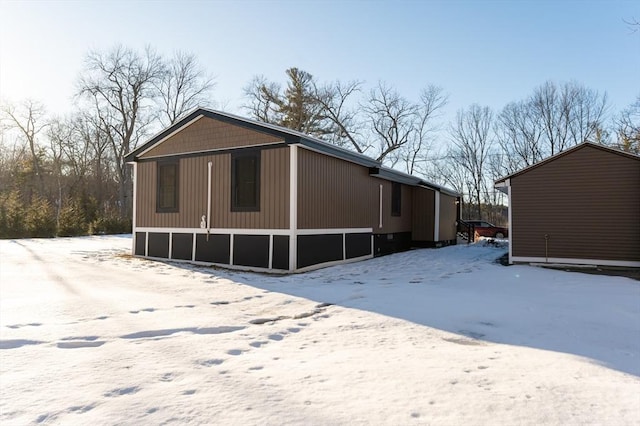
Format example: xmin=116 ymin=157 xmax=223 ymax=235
xmin=391 ymin=182 xmax=401 ymax=216
xmin=156 ymin=160 xmax=179 ymax=213
xmin=231 ymin=151 xmax=260 ymax=212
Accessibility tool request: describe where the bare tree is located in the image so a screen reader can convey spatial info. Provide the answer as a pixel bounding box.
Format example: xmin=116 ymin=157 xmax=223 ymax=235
xmin=448 ymin=104 xmax=494 ymax=219
xmin=363 ymin=82 xmax=418 ymax=163
xmin=243 ymin=75 xmax=282 ymax=124
xmin=566 ymin=82 xmax=609 ymax=146
xmin=155 ymin=51 xmax=215 ymax=126
xmin=395 ymin=85 xmax=448 ymax=175
xmin=495 ymin=81 xmax=608 ymax=174
xmin=0 ymin=122 xmax=29 ymax=193
xmin=530 ymin=80 xmax=608 ymax=156
xmin=312 ymin=80 xmax=367 ymax=153
xmin=47 ymin=117 xmax=73 ymax=222
xmin=624 ymin=16 xmax=639 ymax=33
xmin=615 ymin=95 xmax=640 ymax=154
xmin=77 ymin=45 xmax=164 ymax=218
xmin=76 ymin=111 xmax=114 ymax=212
xmin=494 ymin=100 xmax=544 ymax=174
xmin=244 ymin=70 xmax=447 ymax=168
xmin=1 ymin=100 xmax=49 ymax=198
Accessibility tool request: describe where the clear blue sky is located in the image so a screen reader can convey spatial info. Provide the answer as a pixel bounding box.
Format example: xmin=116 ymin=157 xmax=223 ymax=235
xmin=1 ymin=0 xmax=638 ymax=122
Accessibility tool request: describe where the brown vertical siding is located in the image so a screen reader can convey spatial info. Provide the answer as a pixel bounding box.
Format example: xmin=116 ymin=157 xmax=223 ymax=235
xmin=439 ymin=193 xmax=458 ymax=241
xmin=136 ymin=147 xmax=289 ymax=229
xmin=411 ymin=187 xmax=435 ymax=241
xmin=139 ymin=116 xmax=282 ymax=158
xmin=511 ymin=145 xmax=640 ymax=262
xmin=297 ymin=148 xmax=412 ymax=233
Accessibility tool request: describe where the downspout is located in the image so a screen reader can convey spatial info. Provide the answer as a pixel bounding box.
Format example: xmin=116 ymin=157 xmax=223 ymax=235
xmin=207 ymin=161 xmax=212 ymax=240
xmin=379 ymin=184 xmax=383 ymax=229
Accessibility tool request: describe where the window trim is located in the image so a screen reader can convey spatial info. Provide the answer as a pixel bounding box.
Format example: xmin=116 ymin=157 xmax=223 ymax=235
xmin=156 ymin=159 xmax=179 ymax=213
xmin=391 ymin=182 xmax=401 ymax=216
xmin=231 ymin=150 xmax=261 ymax=212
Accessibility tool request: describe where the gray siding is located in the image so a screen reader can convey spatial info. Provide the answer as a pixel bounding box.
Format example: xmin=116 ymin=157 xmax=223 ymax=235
xmin=511 ymin=145 xmax=640 ymax=262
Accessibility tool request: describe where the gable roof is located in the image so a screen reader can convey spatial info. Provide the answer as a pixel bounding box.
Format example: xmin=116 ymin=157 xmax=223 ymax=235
xmin=126 ymin=107 xmax=460 ymax=196
xmin=494 ymin=142 xmax=640 ymax=187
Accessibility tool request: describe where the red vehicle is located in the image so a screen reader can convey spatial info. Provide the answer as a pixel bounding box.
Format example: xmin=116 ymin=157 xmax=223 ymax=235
xmin=466 ymin=220 xmax=508 ymax=239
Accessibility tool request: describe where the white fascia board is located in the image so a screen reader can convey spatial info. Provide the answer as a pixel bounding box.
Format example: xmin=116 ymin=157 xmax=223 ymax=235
xmin=494 ymin=178 xmax=510 ymax=188
xmin=495 ymin=178 xmax=510 ymax=194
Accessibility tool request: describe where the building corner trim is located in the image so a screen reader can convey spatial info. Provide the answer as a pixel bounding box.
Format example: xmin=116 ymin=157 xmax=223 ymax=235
xmin=434 ymin=191 xmax=440 ymax=241
xmin=289 ymin=145 xmax=298 ymax=271
xmin=507 ymin=183 xmax=513 ymax=264
xmin=131 ymin=162 xmax=137 ymax=255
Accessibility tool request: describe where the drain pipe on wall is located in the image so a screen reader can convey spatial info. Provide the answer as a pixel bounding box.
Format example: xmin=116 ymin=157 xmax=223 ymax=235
xmin=206 ymin=161 xmax=212 ymax=240
xmin=544 ymin=234 xmax=549 ymax=263
xmin=379 ymin=184 xmax=383 ymax=229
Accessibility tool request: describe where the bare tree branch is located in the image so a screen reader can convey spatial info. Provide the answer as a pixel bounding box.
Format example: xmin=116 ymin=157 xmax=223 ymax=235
xmin=155 ymin=51 xmax=215 ymax=126
xmin=76 ymin=44 xmax=164 ymax=218
xmin=1 ymin=100 xmax=49 ymax=197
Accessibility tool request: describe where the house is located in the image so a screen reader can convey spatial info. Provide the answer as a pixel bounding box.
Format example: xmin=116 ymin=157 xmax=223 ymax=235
xmin=495 ymin=142 xmax=640 ymax=268
xmin=124 ymin=108 xmax=460 ymax=273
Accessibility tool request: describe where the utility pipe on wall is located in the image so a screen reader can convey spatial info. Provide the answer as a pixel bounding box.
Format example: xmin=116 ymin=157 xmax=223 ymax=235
xmin=379 ymin=184 xmax=383 ymax=229
xmin=544 ymin=234 xmax=549 ymax=263
xmin=207 ymin=162 xmax=212 ymax=237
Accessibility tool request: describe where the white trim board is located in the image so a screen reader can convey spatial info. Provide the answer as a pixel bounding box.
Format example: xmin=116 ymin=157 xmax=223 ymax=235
xmin=434 ymin=191 xmax=440 ymax=241
xmin=297 ymin=228 xmax=372 ymax=235
xmin=134 ymin=227 xmax=291 ymax=235
xmin=510 ymin=256 xmax=640 ymax=268
xmin=289 ymin=144 xmax=298 ymax=272
xmin=507 ymin=185 xmax=513 ymax=263
xmin=134 ymin=227 xmax=373 ymax=236
xmin=131 ymin=162 xmax=138 ymax=255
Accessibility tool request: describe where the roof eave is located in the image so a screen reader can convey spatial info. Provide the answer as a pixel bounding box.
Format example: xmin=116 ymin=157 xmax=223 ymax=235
xmin=124 ymin=106 xmax=461 ymax=196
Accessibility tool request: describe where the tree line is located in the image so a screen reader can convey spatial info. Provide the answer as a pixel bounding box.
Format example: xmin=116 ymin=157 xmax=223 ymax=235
xmin=244 ymin=69 xmax=638 ymax=222
xmin=1 ymin=45 xmax=638 ymax=238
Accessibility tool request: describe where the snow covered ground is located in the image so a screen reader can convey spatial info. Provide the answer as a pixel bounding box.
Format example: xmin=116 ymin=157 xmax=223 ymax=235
xmin=1 ymin=235 xmax=638 ymax=425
